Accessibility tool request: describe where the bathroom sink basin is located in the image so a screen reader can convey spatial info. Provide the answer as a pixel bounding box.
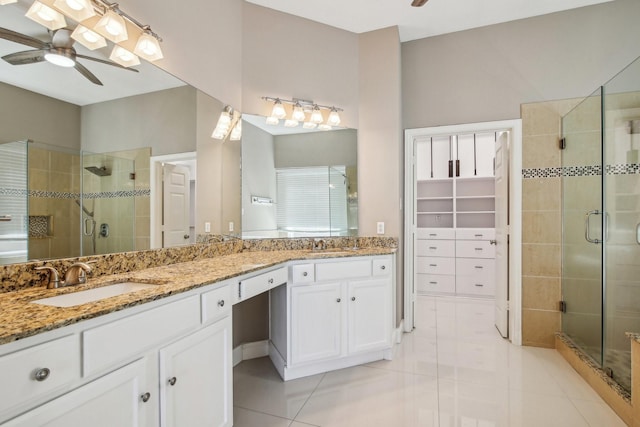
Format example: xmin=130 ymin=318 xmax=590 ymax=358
xmin=31 ymin=282 xmax=159 ymax=308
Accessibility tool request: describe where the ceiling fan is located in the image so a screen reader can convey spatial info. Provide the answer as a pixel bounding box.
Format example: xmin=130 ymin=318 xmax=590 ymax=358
xmin=0 ymin=27 xmax=138 ymax=86
xmin=411 ymin=0 xmax=429 ymax=6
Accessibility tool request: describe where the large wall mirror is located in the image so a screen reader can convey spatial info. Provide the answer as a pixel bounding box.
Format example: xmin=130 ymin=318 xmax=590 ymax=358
xmin=241 ymin=114 xmax=358 ymax=238
xmin=0 ymin=1 xmax=241 ymax=265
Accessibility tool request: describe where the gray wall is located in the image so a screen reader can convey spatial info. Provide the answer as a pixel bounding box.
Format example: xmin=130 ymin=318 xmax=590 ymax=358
xmin=274 ymin=129 xmax=357 ymax=168
xmin=402 ymin=0 xmax=640 ymax=129
xmin=0 ymin=82 xmax=80 ymax=149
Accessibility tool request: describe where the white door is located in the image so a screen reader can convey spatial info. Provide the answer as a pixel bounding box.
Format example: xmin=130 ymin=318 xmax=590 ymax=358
xmin=494 ymin=131 xmax=510 ymax=338
xmin=3 ymin=359 xmax=152 ymax=427
xmin=163 ymin=164 xmax=190 ymax=247
xmin=347 ymin=278 xmax=392 ymax=354
xmin=291 ymin=282 xmax=343 ymax=364
xmin=160 ymin=317 xmax=232 ymax=427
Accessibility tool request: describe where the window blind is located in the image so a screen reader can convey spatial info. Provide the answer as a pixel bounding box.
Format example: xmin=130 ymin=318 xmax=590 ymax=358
xmin=0 ymin=142 xmax=28 ymax=236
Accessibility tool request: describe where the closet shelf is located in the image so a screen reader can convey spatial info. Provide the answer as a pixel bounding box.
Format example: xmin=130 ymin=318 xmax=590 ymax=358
xmin=418 ymin=211 xmax=454 ymax=215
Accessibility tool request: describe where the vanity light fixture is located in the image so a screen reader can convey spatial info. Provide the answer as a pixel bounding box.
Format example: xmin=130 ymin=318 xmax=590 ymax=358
xmin=53 ymin=0 xmax=96 ymax=22
xmin=0 ymin=0 xmax=18 ymax=5
xmin=262 ymin=96 xmax=344 ymax=130
xmin=134 ymin=30 xmax=163 ymax=62
xmin=94 ymin=7 xmax=128 ymax=43
xmin=230 ymin=120 xmax=242 ymax=141
xmin=71 ymin=25 xmax=107 ymax=50
xmin=109 ymin=45 xmax=139 ymax=67
xmin=25 ymin=1 xmax=67 ymax=30
xmin=212 ymin=106 xmax=237 ymax=140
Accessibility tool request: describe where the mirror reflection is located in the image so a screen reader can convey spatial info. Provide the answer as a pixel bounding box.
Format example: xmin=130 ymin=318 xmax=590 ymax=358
xmin=0 ymin=2 xmax=237 ymax=265
xmin=241 ymin=114 xmax=358 ymax=238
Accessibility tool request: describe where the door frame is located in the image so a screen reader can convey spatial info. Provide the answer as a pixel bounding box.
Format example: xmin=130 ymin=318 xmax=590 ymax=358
xmin=404 ymin=119 xmax=522 ymax=345
xmin=150 ymin=152 xmax=196 ymax=249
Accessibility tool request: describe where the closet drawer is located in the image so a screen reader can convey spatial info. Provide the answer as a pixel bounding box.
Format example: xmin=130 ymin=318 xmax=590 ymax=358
xmin=416 ymin=257 xmax=455 ymax=275
xmin=416 ymin=240 xmax=455 ymax=257
xmin=456 ymin=240 xmax=495 ymax=259
xmin=416 ymin=228 xmax=455 ymax=240
xmin=456 ymin=275 xmax=495 ymax=296
xmin=240 ymin=267 xmax=288 ymax=300
xmin=416 ymin=274 xmax=455 ymax=294
xmin=456 ymin=228 xmax=495 ymax=241
xmin=456 ymin=258 xmax=495 ymax=279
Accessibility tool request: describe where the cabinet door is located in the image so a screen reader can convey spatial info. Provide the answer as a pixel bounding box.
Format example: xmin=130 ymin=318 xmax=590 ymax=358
xmin=290 ymin=282 xmax=343 ymax=365
xmin=3 ymin=358 xmax=152 ymax=427
xmin=347 ymin=279 xmax=392 ymax=355
xmin=160 ymin=316 xmax=232 ymax=427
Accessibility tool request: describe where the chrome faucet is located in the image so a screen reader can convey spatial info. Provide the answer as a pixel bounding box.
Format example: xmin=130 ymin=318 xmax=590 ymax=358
xmin=313 ymin=239 xmax=327 ymax=251
xmin=35 ymin=262 xmax=93 ymax=289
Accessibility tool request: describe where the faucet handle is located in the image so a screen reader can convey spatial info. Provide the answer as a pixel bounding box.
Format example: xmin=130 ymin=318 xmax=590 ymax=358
xmin=35 ymin=266 xmax=61 ymax=289
xmin=65 ymin=262 xmax=93 ymax=285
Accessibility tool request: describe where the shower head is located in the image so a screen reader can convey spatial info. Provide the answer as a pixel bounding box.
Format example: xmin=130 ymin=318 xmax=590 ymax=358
xmin=85 ymin=166 xmax=111 ymax=177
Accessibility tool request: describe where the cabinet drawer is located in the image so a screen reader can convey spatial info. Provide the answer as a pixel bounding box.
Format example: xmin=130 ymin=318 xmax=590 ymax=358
xmin=372 ymin=258 xmax=391 ymax=276
xmin=316 ymin=259 xmax=371 ymax=281
xmin=291 ymin=264 xmax=315 ymax=283
xmin=416 ymin=274 xmax=455 ymax=294
xmin=416 ymin=256 xmax=455 ymax=275
xmin=0 ymin=334 xmax=80 ymax=416
xmin=456 ymin=275 xmax=495 ymax=296
xmin=201 ymin=284 xmax=231 ymax=324
xmin=455 ymin=228 xmax=495 ymax=240
xmin=456 ymin=240 xmax=495 ymax=259
xmin=83 ymin=295 xmax=200 ymax=376
xmin=416 ymin=228 xmax=455 ymax=240
xmin=456 ymin=258 xmax=495 ymax=278
xmin=239 ymin=267 xmax=287 ymax=301
xmin=416 ymin=240 xmax=455 ymax=257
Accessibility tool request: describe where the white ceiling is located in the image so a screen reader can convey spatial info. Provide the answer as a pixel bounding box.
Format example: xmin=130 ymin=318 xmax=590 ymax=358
xmin=245 ymin=0 xmax=613 ymax=42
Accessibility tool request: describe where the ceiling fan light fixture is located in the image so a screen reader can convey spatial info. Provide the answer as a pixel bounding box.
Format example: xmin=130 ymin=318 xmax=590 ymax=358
xmin=71 ymin=25 xmax=107 ymax=50
xmin=134 ymin=32 xmax=163 ymax=62
xmin=44 ymin=50 xmax=75 ymax=67
xmin=53 ymin=0 xmax=96 ymax=21
xmin=109 ymin=46 xmax=140 ymax=67
xmin=26 ymin=1 xmax=67 ymax=30
xmin=95 ymin=9 xmax=128 ymax=43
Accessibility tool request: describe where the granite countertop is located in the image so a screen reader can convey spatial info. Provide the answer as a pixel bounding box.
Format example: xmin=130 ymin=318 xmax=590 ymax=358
xmin=626 ymin=332 xmax=640 ymax=343
xmin=0 ymin=248 xmax=394 ymax=345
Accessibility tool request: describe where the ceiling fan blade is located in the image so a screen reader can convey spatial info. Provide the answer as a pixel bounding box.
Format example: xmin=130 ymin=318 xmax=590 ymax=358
xmin=76 ymin=54 xmax=140 ymax=73
xmin=2 ymin=49 xmax=46 ymax=66
xmin=74 ymin=61 xmax=103 ymax=86
xmin=0 ymin=27 xmax=48 ymax=49
xmin=411 ymin=0 xmax=429 ymax=6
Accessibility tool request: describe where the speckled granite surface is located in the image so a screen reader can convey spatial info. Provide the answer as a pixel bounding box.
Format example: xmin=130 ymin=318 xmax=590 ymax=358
xmin=626 ymin=332 xmax=640 ymax=343
xmin=0 ymin=244 xmax=396 ymax=345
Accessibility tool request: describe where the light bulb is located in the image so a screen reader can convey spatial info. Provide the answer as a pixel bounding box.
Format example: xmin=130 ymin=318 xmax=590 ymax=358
xmin=95 ymin=10 xmax=128 ymax=43
xmin=109 ymin=46 xmax=140 ymax=67
xmin=65 ymin=0 xmax=84 ymax=10
xmin=284 ymin=119 xmax=299 ymax=128
xmin=44 ymin=52 xmax=75 ymax=67
xmin=292 ymin=103 xmax=306 ymax=122
xmin=134 ymin=33 xmax=163 ymax=62
xmin=327 ymin=108 xmax=341 ymax=126
xmin=310 ymin=106 xmax=323 ymax=124
xmin=271 ymin=100 xmax=286 ymax=119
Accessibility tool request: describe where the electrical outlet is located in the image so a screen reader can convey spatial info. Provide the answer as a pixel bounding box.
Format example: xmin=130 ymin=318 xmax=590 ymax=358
xmin=229 ymin=222 xmax=234 ymax=232
xmin=204 ymin=222 xmax=211 ymax=233
xmin=377 ymin=222 xmax=385 ymax=235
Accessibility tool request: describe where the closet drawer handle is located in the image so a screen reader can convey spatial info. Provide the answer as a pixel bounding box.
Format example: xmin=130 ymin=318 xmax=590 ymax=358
xmin=429 ymin=281 xmax=438 ymax=285
xmin=475 ymin=248 xmax=483 ymax=251
xmin=429 ymin=233 xmax=437 ymax=237
xmin=474 ymin=234 xmax=483 ymax=237
xmin=168 ymin=377 xmax=177 ymax=386
xmin=268 ymin=278 xmax=274 ymax=284
xmin=474 ymin=266 xmax=483 ymax=269
xmin=475 ymin=284 xmax=484 ymax=287
xmin=141 ymin=392 xmax=151 ymax=403
xmin=336 ymin=298 xmax=341 ymax=303
xmin=217 ymin=299 xmax=225 ymax=307
xmin=380 ymin=265 xmax=386 ymax=270
xmin=429 ymin=246 xmax=437 ymax=250
xmin=429 ymin=264 xmax=437 ymax=267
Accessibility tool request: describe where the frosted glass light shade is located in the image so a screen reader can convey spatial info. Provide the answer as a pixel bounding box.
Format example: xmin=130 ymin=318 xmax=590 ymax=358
xmin=284 ymin=119 xmax=298 ymax=128
xmin=266 ymin=116 xmax=279 ymax=125
xmin=310 ymin=106 xmax=323 ymax=124
xmin=327 ymin=109 xmax=341 ymax=126
xmin=292 ymin=103 xmax=306 ymax=122
xmin=271 ymin=100 xmax=286 ymax=119
xmin=94 ymin=10 xmax=128 ymax=43
xmin=71 ymin=25 xmax=107 ymax=50
xmin=134 ymin=33 xmax=163 ymax=62
xmin=230 ymin=121 xmax=242 ymax=141
xmin=302 ymin=122 xmax=317 ymax=130
xmin=25 ymin=1 xmax=67 ymax=30
xmin=0 ymin=0 xmax=18 ymax=5
xmin=53 ymin=0 xmax=96 ymax=21
xmin=109 ymin=46 xmax=140 ymax=67
xmin=318 ymin=124 xmax=332 ymax=131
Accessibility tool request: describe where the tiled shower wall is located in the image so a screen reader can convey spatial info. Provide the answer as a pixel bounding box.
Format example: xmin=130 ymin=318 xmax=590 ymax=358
xmin=521 ymin=99 xmax=581 ymax=347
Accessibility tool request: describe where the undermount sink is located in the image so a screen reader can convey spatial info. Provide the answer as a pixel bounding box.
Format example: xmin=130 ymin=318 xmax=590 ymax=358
xmin=31 ymin=282 xmax=159 ymax=308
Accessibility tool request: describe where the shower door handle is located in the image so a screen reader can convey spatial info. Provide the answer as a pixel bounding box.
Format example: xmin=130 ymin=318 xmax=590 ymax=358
xmin=584 ymin=210 xmax=601 ymax=244
xmin=636 ymin=223 xmax=640 ymax=245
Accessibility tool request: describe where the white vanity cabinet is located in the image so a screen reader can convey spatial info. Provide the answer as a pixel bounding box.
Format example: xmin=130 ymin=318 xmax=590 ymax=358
xmin=270 ymin=255 xmax=394 ymax=381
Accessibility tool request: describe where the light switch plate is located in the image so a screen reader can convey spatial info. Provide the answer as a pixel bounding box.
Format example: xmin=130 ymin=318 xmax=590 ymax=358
xmin=229 ymin=222 xmax=234 ymax=232
xmin=377 ymin=222 xmax=385 ymax=234
xmin=204 ymin=222 xmax=211 ymax=233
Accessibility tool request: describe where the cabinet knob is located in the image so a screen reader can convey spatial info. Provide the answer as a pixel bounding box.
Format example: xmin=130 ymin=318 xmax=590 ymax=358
xmin=268 ymin=278 xmax=274 ymax=284
xmin=33 ymin=367 xmax=50 ymax=382
xmin=336 ymin=298 xmax=341 ymax=303
xmin=351 ymin=297 xmax=356 ymax=302
xmin=183 ymin=234 xmax=190 ymax=240
xmin=303 ymin=271 xmax=308 ymax=277
xmin=168 ymin=377 xmax=177 ymax=386
xmin=490 ymin=239 xmax=497 ymax=245
xmin=217 ymin=299 xmax=225 ymax=307
xmin=141 ymin=392 xmax=151 ymax=403
xmin=380 ymin=265 xmax=386 ymax=270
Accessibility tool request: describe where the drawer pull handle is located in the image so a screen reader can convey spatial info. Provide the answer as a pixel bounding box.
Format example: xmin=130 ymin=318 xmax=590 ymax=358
xmin=490 ymin=239 xmax=497 ymax=245
xmin=429 ymin=281 xmax=438 ymax=285
xmin=429 ymin=264 xmax=437 ymax=267
xmin=34 ymin=367 xmax=50 ymax=382
xmin=217 ymin=299 xmax=225 ymax=307
xmin=429 ymin=233 xmax=437 ymax=236
xmin=168 ymin=377 xmax=177 ymax=386
xmin=336 ymin=298 xmax=341 ymax=303
xmin=380 ymin=265 xmax=386 ymax=270
xmin=475 ymin=248 xmax=483 ymax=251
xmin=268 ymin=278 xmax=274 ymax=284
xmin=429 ymin=247 xmax=437 ymax=250
xmin=303 ymin=271 xmax=308 ymax=277
xmin=474 ymin=266 xmax=483 ymax=269
xmin=475 ymin=234 xmax=483 ymax=237
xmin=141 ymin=392 xmax=151 ymax=403
xmin=351 ymin=296 xmax=356 ymax=301
xmin=475 ymin=284 xmax=484 ymax=287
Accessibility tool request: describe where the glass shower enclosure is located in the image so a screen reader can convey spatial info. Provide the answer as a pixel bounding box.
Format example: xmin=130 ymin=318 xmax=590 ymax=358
xmin=561 ymin=56 xmax=640 ymax=393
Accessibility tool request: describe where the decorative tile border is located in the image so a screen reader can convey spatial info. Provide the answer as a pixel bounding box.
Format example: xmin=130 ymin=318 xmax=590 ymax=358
xmin=523 ymin=164 xmax=639 ymax=179
xmin=0 ymin=188 xmax=150 ymax=199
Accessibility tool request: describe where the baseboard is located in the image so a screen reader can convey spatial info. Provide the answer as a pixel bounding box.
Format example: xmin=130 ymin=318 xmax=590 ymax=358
xmin=232 ymin=340 xmax=270 ymax=367
xmin=395 ymin=321 xmax=404 ymax=344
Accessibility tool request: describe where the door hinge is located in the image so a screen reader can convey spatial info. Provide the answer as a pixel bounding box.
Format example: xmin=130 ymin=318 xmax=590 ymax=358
xmin=559 ymin=138 xmax=566 ymax=150
xmin=559 ymin=300 xmax=567 ymax=313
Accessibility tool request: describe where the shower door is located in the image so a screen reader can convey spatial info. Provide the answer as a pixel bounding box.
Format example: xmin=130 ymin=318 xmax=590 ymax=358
xmin=561 ymin=88 xmax=604 ymax=365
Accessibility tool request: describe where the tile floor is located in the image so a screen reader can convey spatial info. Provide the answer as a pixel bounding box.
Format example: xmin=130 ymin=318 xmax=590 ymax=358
xmin=233 ymin=296 xmax=627 ymax=426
